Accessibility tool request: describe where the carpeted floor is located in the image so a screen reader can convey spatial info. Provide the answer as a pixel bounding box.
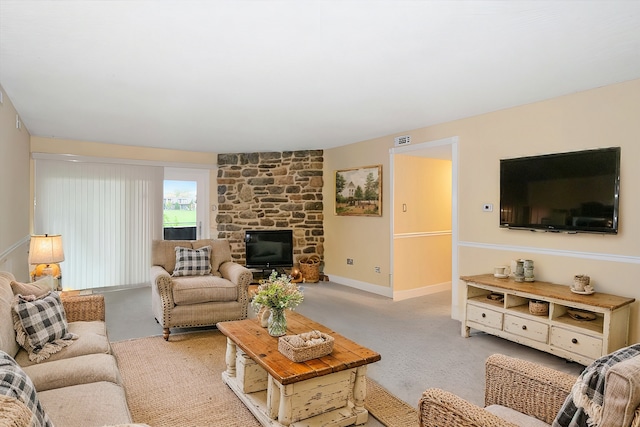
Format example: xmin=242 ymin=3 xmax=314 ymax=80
xmin=112 ymin=330 xmax=419 ymax=427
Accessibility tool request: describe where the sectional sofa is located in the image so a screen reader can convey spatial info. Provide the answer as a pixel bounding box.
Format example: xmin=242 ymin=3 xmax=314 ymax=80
xmin=0 ymin=271 xmax=143 ymax=426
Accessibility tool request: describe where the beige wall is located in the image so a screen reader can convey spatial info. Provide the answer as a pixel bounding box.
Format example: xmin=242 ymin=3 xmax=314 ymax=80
xmin=393 ymin=155 xmax=451 ymax=234
xmin=325 ymin=78 xmax=640 ymax=343
xmin=30 ymin=136 xmax=217 ymax=164
xmin=393 ymin=156 xmax=452 ymax=294
xmin=0 ymin=85 xmax=31 ymax=280
xmin=323 ymin=139 xmax=392 ymax=291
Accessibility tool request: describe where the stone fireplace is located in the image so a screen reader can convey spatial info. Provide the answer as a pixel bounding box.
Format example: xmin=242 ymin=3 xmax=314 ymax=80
xmin=216 ymin=150 xmax=324 ymax=267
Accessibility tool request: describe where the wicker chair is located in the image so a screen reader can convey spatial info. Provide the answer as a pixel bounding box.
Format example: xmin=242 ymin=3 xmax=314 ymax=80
xmin=419 ymin=353 xmax=640 ymax=427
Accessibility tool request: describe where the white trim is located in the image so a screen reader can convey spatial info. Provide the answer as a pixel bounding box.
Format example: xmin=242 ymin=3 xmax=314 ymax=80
xmin=393 ymin=281 xmax=451 ymax=301
xmin=0 ymin=235 xmax=30 ymax=262
xmin=31 ymin=152 xmax=215 ymax=169
xmin=458 ymin=241 xmax=640 ymax=264
xmin=326 ymin=274 xmax=393 ymax=298
xmin=394 ymin=231 xmax=452 ymax=238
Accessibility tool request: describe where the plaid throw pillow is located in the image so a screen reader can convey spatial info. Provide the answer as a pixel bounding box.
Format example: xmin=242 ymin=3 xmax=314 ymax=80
xmin=172 ymin=245 xmax=212 ymax=276
xmin=12 ymin=292 xmax=78 ymax=363
xmin=0 ymin=350 xmax=53 ymax=426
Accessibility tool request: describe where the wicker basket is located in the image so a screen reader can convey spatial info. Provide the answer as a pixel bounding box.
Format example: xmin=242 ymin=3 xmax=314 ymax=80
xmin=298 ymin=255 xmax=321 ymax=283
xmin=278 ymin=330 xmax=334 ymax=362
xmin=529 ymin=300 xmax=549 ymax=316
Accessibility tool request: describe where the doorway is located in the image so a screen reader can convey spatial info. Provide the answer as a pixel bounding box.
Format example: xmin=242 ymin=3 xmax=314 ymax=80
xmin=389 ymin=136 xmax=460 ymax=318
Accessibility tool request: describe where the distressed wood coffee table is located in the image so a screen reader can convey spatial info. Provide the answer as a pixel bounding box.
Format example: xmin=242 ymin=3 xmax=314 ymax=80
xmin=217 ymin=311 xmax=381 ymax=427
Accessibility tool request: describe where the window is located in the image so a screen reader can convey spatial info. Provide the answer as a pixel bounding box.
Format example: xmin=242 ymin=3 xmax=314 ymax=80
xmin=163 ymin=168 xmax=210 ymax=240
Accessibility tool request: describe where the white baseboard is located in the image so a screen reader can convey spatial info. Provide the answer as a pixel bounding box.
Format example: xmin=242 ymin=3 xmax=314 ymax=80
xmin=392 ymin=281 xmax=451 ymax=301
xmin=324 ymin=274 xmax=393 ymax=298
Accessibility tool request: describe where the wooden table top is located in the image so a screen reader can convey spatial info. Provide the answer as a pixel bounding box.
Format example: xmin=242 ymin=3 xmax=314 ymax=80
xmin=217 ymin=311 xmax=381 ymax=385
xmin=461 ymin=274 xmax=635 ymax=310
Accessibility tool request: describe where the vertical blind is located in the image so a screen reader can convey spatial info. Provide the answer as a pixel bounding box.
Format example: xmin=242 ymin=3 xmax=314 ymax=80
xmin=34 ymin=159 xmax=163 ymax=290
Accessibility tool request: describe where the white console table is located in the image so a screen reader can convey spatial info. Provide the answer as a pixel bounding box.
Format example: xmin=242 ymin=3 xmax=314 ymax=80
xmin=461 ymin=274 xmax=635 ymax=365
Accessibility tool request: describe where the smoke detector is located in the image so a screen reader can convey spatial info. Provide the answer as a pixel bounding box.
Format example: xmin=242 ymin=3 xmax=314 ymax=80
xmin=394 ymin=135 xmax=411 ymax=147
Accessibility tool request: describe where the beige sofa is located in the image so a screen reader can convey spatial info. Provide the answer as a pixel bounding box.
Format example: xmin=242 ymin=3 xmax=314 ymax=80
xmin=150 ymin=239 xmax=253 ymax=340
xmin=0 ymin=271 xmax=139 ymax=427
xmin=419 ymin=353 xmax=640 ymax=427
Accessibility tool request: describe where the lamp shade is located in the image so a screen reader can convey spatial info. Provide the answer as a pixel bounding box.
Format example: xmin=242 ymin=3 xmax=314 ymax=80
xmin=29 ymin=234 xmax=65 ymax=264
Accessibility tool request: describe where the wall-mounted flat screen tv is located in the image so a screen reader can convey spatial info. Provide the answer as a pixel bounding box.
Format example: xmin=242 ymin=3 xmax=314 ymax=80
xmin=244 ymin=229 xmax=294 ymax=269
xmin=500 ymin=147 xmax=620 ymax=234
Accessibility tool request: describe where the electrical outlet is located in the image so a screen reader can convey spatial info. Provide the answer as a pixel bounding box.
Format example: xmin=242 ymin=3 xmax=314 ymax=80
xmin=374 ymin=266 xmax=381 ymax=273
xmin=346 ymin=258 xmax=354 ymax=265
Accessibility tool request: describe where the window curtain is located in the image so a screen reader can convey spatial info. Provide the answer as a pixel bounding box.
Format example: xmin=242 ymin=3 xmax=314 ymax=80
xmin=34 ymin=159 xmax=163 ymax=290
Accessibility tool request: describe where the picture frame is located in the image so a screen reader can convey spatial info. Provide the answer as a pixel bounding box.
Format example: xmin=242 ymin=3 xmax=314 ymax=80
xmin=334 ymin=165 xmax=382 ymax=216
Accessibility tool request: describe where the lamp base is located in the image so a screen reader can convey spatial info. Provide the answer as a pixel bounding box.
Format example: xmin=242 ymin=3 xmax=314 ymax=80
xmin=31 ymin=264 xmax=62 ymax=291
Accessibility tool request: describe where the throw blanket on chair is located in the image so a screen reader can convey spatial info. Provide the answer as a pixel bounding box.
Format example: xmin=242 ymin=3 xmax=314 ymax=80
xmin=553 ymin=344 xmax=640 ymax=427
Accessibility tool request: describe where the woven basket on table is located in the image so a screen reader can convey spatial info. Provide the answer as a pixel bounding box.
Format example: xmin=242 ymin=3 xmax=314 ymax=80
xmin=298 ymin=255 xmax=321 ymax=283
xmin=278 ymin=331 xmax=334 ymax=362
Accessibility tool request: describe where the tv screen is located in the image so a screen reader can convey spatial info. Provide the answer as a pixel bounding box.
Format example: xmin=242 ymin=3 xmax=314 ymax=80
xmin=500 ymin=147 xmax=620 ymax=234
xmin=244 ymin=229 xmax=294 ymax=269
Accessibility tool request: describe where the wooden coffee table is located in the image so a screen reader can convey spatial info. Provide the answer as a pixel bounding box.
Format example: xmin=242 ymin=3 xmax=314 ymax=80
xmin=217 ymin=311 xmax=381 ymax=427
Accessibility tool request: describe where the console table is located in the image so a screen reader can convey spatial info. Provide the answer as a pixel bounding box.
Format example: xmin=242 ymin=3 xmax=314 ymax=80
xmin=461 ymin=274 xmax=635 ymax=365
xmin=217 ymin=312 xmax=381 ymax=427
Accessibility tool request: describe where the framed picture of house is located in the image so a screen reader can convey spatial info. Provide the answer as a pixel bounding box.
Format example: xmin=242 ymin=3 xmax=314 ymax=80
xmin=335 ymin=165 xmax=382 ymax=216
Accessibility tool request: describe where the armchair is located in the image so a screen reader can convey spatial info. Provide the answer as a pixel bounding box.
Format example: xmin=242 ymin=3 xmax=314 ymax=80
xmin=419 ymin=353 xmax=640 ymax=427
xmin=150 ymin=239 xmax=253 ymax=340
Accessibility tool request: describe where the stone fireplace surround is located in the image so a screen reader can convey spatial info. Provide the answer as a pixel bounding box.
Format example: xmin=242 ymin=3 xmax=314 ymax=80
xmin=216 ymin=150 xmax=324 ymax=269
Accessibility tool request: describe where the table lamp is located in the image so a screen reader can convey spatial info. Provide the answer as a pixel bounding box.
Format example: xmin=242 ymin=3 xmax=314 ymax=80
xmin=29 ymin=234 xmax=65 ymax=286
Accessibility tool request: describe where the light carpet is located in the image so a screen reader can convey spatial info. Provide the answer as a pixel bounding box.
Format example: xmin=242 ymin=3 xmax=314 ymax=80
xmin=111 ymin=331 xmax=419 ymax=427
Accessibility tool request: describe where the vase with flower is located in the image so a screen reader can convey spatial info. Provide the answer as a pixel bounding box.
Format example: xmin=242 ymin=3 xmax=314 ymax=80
xmin=251 ymin=271 xmax=304 ymax=336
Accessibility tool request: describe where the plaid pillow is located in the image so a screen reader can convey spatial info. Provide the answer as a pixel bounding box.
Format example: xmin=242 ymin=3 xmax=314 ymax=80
xmin=12 ymin=292 xmax=78 ymax=363
xmin=172 ymin=246 xmax=212 ymax=276
xmin=0 ymin=350 xmax=53 ymax=426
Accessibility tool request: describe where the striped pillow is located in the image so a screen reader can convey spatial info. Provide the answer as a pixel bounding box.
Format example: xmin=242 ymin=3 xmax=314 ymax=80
xmin=172 ymin=246 xmax=212 ymax=276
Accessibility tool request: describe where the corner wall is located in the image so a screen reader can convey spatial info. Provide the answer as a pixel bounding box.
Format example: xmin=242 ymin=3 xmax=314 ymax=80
xmin=0 ymin=85 xmax=31 ymax=280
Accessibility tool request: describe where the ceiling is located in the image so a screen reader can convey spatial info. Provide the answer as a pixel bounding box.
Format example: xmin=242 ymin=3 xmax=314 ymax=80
xmin=1 ymin=1 xmax=640 ymax=154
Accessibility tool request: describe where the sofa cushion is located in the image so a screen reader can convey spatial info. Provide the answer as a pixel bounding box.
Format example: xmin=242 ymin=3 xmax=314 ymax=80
xmin=23 ymin=353 xmax=121 ymax=391
xmin=151 ymin=240 xmax=193 ymax=273
xmin=39 ymin=381 xmax=132 ymax=427
xmin=192 ymin=239 xmax=232 ymax=275
xmin=16 ymin=320 xmax=111 ymax=367
xmin=486 ymin=404 xmax=550 ymax=427
xmin=0 ymin=272 xmax=20 ymax=357
xmin=10 ymin=277 xmax=55 ymax=297
xmin=12 ymin=292 xmax=78 ymax=363
xmin=172 ymin=246 xmax=212 ymax=277
xmin=172 ymin=276 xmax=238 ymax=305
xmin=0 ymin=350 xmax=53 ymax=427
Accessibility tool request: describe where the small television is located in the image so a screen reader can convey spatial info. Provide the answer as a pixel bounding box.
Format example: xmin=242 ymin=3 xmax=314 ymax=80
xmin=244 ymin=229 xmax=294 ymax=269
xmin=500 ymin=147 xmax=620 ymax=234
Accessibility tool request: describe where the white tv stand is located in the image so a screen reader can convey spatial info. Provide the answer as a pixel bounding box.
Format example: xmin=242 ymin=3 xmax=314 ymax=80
xmin=461 ymin=274 xmax=635 ymax=365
